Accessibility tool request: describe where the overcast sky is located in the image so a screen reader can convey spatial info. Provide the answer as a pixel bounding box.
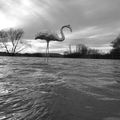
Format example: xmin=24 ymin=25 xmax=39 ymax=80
xmin=0 ymin=0 xmax=120 ymax=53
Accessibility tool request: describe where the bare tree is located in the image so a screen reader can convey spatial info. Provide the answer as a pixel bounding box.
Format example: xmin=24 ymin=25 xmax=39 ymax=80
xmin=0 ymin=28 xmax=24 ymax=54
xmin=76 ymin=44 xmax=88 ymax=55
xmin=0 ymin=30 xmax=10 ymax=53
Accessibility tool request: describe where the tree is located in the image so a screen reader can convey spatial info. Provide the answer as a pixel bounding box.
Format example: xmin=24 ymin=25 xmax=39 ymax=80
xmin=76 ymin=44 xmax=88 ymax=55
xmin=87 ymin=48 xmax=99 ymax=55
xmin=111 ymin=35 xmax=120 ymax=49
xmin=110 ymin=34 xmax=120 ymax=58
xmin=0 ymin=28 xmax=24 ymax=54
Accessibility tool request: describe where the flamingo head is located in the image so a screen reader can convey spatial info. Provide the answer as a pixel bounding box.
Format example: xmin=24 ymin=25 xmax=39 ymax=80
xmin=66 ymin=25 xmax=72 ymax=32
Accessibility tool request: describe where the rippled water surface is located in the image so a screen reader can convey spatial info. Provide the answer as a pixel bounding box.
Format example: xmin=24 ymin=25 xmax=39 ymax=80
xmin=0 ymin=57 xmax=120 ymax=120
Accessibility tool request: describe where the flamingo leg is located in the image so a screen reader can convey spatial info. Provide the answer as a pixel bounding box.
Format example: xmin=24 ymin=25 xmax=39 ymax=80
xmin=45 ymin=42 xmax=47 ymax=62
xmin=46 ymin=41 xmax=49 ymax=62
xmin=47 ymin=41 xmax=49 ymax=56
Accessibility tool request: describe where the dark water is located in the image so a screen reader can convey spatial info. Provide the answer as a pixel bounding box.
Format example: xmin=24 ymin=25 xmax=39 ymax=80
xmin=0 ymin=57 xmax=120 ymax=120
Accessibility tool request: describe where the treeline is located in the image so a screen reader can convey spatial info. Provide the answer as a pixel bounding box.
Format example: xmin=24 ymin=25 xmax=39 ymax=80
xmin=0 ymin=52 xmax=62 ymax=57
xmin=64 ymin=35 xmax=120 ymax=59
xmin=63 ymin=46 xmax=111 ymax=59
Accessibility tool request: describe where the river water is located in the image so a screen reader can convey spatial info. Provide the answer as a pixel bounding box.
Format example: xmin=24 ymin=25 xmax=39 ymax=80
xmin=0 ymin=57 xmax=120 ymax=120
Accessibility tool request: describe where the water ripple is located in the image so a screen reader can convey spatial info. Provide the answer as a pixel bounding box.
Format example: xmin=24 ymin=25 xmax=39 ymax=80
xmin=0 ymin=57 xmax=120 ymax=120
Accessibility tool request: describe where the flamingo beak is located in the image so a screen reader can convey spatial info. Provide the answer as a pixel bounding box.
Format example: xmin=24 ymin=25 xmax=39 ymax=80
xmin=68 ymin=25 xmax=72 ymax=32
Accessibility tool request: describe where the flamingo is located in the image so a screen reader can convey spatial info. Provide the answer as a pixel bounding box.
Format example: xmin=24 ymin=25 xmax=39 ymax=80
xmin=35 ymin=25 xmax=72 ymax=61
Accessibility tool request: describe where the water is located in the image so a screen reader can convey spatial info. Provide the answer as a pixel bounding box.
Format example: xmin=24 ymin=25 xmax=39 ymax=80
xmin=0 ymin=57 xmax=120 ymax=120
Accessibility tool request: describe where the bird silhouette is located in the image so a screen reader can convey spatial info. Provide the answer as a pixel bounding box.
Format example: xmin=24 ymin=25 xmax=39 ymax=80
xmin=35 ymin=25 xmax=72 ymax=61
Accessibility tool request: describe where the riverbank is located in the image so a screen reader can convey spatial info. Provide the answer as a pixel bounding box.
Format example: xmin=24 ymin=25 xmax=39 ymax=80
xmin=0 ymin=52 xmax=120 ymax=59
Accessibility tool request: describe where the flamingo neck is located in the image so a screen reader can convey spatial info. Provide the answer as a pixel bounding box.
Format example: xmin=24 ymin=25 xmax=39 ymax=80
xmin=60 ymin=26 xmax=66 ymax=41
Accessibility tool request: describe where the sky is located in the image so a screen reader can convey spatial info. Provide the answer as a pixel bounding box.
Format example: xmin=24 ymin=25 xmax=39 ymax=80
xmin=0 ymin=0 xmax=120 ymax=53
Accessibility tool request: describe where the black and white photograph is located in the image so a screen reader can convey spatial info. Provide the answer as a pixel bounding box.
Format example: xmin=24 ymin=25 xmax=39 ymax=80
xmin=0 ymin=0 xmax=120 ymax=120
